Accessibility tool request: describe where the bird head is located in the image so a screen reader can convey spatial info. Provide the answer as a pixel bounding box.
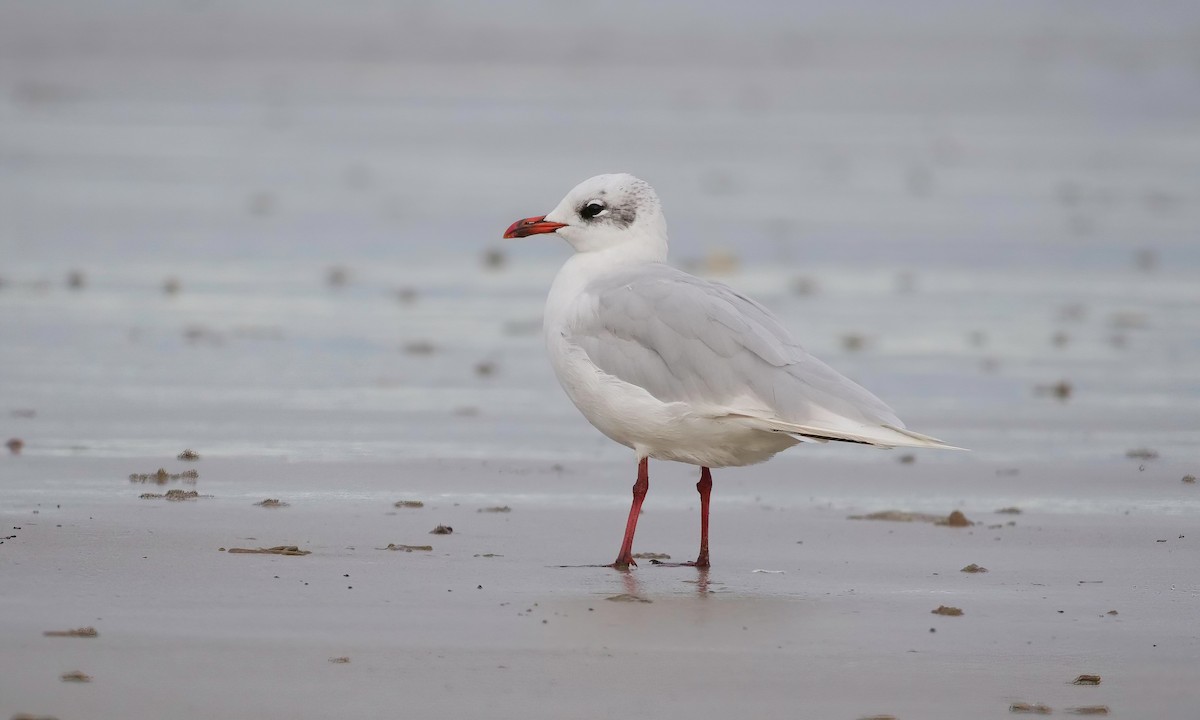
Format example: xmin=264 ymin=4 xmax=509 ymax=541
xmin=503 ymin=173 xmax=667 ymax=257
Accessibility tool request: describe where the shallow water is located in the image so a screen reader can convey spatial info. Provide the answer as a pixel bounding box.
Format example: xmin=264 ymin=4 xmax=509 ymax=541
xmin=3 ymin=2 xmax=1198 ymax=474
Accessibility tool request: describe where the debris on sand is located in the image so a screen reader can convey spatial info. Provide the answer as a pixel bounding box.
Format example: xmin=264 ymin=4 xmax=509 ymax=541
xmin=43 ymin=627 xmax=98 ymax=638
xmin=996 ymin=506 xmax=1022 ymax=514
xmin=478 ymin=506 xmax=511 ymax=513
xmin=482 ymin=247 xmax=507 ymax=270
xmin=6 ymin=438 xmax=23 ymax=455
xmin=1071 ymin=675 xmax=1102 ymax=686
xmin=841 ymin=334 xmax=866 ymax=352
xmin=1125 ymin=448 xmax=1158 ymax=460
xmin=605 ymin=593 xmax=652 ymax=603
xmin=381 ymin=544 xmax=433 ymax=552
xmin=394 ymin=500 xmax=424 ymax=508
xmin=1034 ymin=380 xmax=1073 ymax=400
xmin=328 ymin=656 xmax=350 ymax=664
xmin=255 ymin=499 xmax=289 ymax=508
xmin=326 ymin=265 xmax=350 ymax=288
xmin=60 ymin=671 xmax=92 ymax=683
xmin=403 ymin=340 xmax=436 ymax=356
xmin=632 ymin=552 xmax=671 ymax=560
xmin=961 ymin=564 xmax=988 ymax=573
xmin=177 ymin=449 xmax=200 ymax=461
xmin=1066 ymin=706 xmax=1110 ymax=715
xmin=1010 ymin=702 xmax=1052 ymax=714
xmin=848 ymin=509 xmax=973 ymax=527
xmin=226 ymin=545 xmax=311 ymax=556
xmin=139 ymin=489 xmax=204 ymax=500
xmin=429 ymin=525 xmax=453 ymax=535
xmin=129 ymin=468 xmax=198 ymax=485
xmin=1106 ymin=610 xmax=1118 ymax=615
xmin=941 ymin=511 xmax=972 ymax=527
xmin=849 ymin=510 xmax=940 ymax=523
xmin=790 ymin=276 xmax=818 ymax=296
xmin=932 ymin=605 xmax=964 ymax=616
xmin=1182 ymin=475 xmax=1196 ymax=484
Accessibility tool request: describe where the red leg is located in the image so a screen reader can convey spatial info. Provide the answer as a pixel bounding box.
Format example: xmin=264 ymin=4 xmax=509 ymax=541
xmin=693 ymin=467 xmax=712 ymax=568
xmin=612 ymin=458 xmax=649 ymax=568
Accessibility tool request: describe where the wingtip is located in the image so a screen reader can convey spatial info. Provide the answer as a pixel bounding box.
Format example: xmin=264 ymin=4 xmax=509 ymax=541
xmin=881 ymin=424 xmax=969 ymax=451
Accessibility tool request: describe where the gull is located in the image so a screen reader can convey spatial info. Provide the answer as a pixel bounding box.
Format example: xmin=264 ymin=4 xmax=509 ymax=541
xmin=503 ymin=173 xmax=958 ymax=569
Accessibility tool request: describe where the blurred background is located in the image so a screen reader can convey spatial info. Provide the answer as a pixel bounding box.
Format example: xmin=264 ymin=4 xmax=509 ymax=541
xmin=2 ymin=0 xmax=1198 ymax=466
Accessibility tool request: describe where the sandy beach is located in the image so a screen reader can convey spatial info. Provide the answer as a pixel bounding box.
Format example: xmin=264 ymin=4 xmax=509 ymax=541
xmin=3 ymin=2 xmax=1199 ymax=718
xmin=3 ymin=455 xmax=1198 ymax=719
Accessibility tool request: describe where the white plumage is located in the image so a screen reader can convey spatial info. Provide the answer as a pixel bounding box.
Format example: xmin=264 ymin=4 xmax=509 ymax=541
xmin=504 ymin=172 xmax=958 ymax=567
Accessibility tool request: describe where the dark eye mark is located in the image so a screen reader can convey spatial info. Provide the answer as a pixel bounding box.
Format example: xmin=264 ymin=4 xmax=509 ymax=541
xmin=580 ymin=201 xmax=606 ymax=220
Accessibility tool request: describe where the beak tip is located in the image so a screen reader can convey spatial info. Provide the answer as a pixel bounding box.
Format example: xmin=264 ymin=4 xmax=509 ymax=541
xmin=503 ymin=215 xmax=566 ymax=239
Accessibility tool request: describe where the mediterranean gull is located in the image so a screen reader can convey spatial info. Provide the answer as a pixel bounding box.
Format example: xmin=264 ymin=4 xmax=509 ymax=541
xmin=503 ymin=173 xmax=959 ymax=569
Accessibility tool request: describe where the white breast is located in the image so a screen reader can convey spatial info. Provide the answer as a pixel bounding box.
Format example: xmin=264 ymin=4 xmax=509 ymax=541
xmin=543 ymin=253 xmax=799 ymax=467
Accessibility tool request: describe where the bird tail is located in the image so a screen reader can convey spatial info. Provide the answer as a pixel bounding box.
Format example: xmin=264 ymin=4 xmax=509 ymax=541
xmin=730 ymin=415 xmax=966 ymax=450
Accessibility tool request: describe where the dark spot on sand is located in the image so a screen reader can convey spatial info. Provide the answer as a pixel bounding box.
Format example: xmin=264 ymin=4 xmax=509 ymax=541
xmin=1126 ymin=448 xmax=1158 ymax=460
xmin=1072 ymin=675 xmax=1102 ymax=685
xmin=381 ymin=544 xmax=433 ymax=552
xmin=326 ymin=266 xmax=350 ymax=287
xmin=328 ymin=656 xmax=350 ymax=664
xmin=403 ymin=340 xmax=436 ymax=356
xmin=841 ymin=334 xmax=866 ymax=352
xmin=931 ymin=605 xmax=963 ymax=616
xmin=60 ymin=671 xmax=92 ymax=683
xmin=255 ymin=499 xmax=289 ymax=508
xmin=1066 ymin=706 xmax=1110 ymax=715
xmin=1009 ymin=702 xmax=1052 ymax=714
xmin=429 ymin=525 xmax=453 ymax=535
xmin=6 ymin=438 xmax=23 ymax=455
xmin=227 ymin=546 xmax=310 ymax=556
xmin=43 ymin=627 xmax=98 ymax=638
xmin=394 ymin=500 xmax=424 ymax=508
xmin=482 ymin=247 xmax=506 ymax=270
xmin=478 ymin=506 xmax=511 ymax=513
xmin=605 ymin=593 xmax=651 ymax=603
xmin=942 ymin=511 xmax=972 ymax=527
xmin=1034 ymin=380 xmax=1072 ymax=400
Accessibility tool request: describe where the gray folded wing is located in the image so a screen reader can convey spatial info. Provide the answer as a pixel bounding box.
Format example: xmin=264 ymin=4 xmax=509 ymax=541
xmin=567 ymin=263 xmax=905 ymax=434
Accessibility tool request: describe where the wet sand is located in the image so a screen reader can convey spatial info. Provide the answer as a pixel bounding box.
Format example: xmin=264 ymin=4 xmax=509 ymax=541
xmin=3 ymin=455 xmax=1198 ymax=719
xmin=4 ymin=1 xmax=1200 ymax=717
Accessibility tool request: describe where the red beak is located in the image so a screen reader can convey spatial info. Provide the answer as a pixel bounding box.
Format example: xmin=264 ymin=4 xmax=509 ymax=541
xmin=503 ymin=215 xmax=567 ymax=239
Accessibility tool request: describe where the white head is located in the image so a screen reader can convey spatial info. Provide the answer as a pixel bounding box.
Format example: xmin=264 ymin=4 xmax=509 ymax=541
xmin=503 ymin=173 xmax=668 ymax=259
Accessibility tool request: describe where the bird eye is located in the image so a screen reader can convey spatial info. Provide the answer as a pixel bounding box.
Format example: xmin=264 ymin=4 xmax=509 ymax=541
xmin=580 ymin=200 xmax=607 ymax=220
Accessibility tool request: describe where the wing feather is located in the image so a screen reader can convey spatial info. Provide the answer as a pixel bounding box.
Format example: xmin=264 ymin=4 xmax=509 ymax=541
xmin=568 ymin=264 xmax=954 ymax=448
